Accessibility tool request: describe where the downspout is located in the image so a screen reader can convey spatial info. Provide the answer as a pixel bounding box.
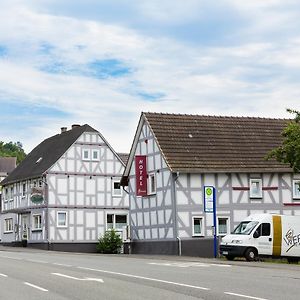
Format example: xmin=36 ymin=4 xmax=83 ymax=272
xmin=177 ymin=236 xmax=182 ymax=256
xmin=42 ymin=175 xmax=49 ymax=250
xmin=172 ymin=172 xmax=181 ymax=256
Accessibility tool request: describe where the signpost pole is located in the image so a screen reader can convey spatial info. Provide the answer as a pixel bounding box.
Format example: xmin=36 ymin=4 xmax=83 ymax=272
xmin=213 ymin=188 xmax=217 ymax=258
xmin=204 ymin=186 xmax=217 ymax=258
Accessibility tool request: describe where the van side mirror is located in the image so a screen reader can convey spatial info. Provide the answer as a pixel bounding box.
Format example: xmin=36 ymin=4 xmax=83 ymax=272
xmin=253 ymin=230 xmax=260 ymax=238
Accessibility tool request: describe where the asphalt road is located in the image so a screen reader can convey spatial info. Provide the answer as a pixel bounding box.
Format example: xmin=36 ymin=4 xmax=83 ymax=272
xmin=0 ymin=247 xmax=299 ymax=300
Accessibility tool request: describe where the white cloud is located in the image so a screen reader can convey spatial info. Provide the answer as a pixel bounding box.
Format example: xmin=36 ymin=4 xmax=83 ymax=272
xmin=0 ymin=1 xmax=300 ymax=153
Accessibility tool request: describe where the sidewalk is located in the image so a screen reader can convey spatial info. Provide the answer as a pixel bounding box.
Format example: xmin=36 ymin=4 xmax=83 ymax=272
xmin=0 ymin=244 xmax=298 ymax=270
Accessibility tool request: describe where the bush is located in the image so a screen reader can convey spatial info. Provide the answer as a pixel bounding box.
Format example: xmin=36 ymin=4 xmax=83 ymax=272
xmin=97 ymin=229 xmax=123 ymax=254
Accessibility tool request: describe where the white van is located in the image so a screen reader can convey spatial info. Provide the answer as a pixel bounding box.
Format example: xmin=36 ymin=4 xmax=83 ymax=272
xmin=219 ymin=214 xmax=300 ymax=262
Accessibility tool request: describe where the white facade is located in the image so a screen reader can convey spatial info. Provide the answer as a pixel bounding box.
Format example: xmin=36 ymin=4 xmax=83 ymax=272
xmin=1 ymin=130 xmax=129 ymax=249
xmin=125 ymin=117 xmax=300 ymax=256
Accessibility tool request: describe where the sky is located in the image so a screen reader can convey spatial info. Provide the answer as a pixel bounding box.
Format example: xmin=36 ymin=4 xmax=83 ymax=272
xmin=1 ymin=0 xmax=300 ymax=154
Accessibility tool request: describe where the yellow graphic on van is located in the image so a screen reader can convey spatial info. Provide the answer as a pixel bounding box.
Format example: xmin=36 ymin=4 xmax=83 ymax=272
xmin=272 ymin=215 xmax=282 ymax=256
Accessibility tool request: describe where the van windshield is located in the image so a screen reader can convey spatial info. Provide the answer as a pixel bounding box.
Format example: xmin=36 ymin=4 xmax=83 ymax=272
xmin=232 ymin=221 xmax=258 ymax=235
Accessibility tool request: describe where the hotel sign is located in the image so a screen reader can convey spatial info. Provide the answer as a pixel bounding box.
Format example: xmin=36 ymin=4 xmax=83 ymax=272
xmin=135 ymin=155 xmax=147 ymax=196
xmin=30 ymin=187 xmax=44 ymax=204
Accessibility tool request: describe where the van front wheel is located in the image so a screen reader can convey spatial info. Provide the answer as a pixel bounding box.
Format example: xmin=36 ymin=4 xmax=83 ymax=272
xmin=244 ymin=248 xmax=257 ymax=261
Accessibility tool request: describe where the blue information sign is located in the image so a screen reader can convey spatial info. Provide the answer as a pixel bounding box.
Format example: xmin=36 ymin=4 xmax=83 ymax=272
xmin=204 ymin=186 xmax=217 ymax=258
xmin=204 ymin=186 xmax=215 ymax=213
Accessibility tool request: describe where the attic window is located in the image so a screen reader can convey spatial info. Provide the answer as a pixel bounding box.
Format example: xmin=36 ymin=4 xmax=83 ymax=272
xmin=188 ymin=133 xmax=193 ymax=138
xmin=36 ymin=157 xmax=43 ymax=163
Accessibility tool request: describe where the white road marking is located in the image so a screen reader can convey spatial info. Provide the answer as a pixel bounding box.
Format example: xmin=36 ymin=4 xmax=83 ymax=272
xmin=224 ymin=292 xmax=269 ymax=300
xmin=0 ymin=255 xmax=23 ymax=260
xmin=26 ymin=259 xmax=48 ymax=264
xmin=77 ymin=266 xmax=210 ymax=290
xmin=52 ymin=273 xmax=104 ymax=283
xmin=210 ymin=263 xmax=231 ymax=267
xmin=148 ymin=262 xmax=231 ymax=268
xmin=24 ymin=282 xmax=48 ymax=292
xmin=52 ymin=263 xmax=72 ymax=267
xmin=0 ymin=273 xmax=8 ymax=277
xmin=149 ymin=262 xmax=209 ymax=268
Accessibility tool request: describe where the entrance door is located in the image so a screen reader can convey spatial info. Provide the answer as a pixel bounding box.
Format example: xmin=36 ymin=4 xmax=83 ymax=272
xmin=21 ymin=215 xmax=29 ymax=241
xmin=253 ymin=223 xmax=272 ymax=255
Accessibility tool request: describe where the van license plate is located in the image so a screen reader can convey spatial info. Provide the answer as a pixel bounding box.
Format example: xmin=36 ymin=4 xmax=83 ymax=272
xmin=222 ymin=251 xmax=228 ymax=255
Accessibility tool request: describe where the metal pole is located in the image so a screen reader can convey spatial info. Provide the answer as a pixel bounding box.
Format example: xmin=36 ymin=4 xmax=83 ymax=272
xmin=213 ymin=187 xmax=217 ymax=258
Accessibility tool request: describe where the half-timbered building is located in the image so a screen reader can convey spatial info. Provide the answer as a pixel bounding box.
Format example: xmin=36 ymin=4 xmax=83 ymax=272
xmin=121 ymin=113 xmax=300 ymax=257
xmin=0 ymin=124 xmax=128 ymax=251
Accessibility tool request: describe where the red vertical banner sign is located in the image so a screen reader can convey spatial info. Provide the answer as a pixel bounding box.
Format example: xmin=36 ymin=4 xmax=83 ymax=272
xmin=135 ymin=155 xmax=147 ymax=196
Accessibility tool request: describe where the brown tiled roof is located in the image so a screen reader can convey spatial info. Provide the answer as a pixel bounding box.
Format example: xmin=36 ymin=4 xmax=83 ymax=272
xmin=117 ymin=153 xmax=129 ymax=165
xmin=0 ymin=157 xmax=16 ymax=174
xmin=144 ymin=113 xmax=292 ymax=173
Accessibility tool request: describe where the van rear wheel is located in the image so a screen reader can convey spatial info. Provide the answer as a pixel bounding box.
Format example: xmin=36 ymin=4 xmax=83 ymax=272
xmin=287 ymin=258 xmax=299 ymax=264
xmin=244 ymin=248 xmax=257 ymax=261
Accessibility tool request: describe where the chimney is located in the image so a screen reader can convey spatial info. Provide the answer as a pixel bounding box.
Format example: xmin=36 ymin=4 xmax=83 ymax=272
xmin=72 ymin=124 xmax=80 ymax=129
xmin=61 ymin=127 xmax=67 ymax=133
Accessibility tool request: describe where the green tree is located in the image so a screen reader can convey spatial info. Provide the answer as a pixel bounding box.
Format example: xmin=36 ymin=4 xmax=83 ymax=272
xmin=266 ymin=109 xmax=300 ymax=173
xmin=0 ymin=141 xmax=26 ymax=164
xmin=96 ymin=229 xmax=123 ymax=254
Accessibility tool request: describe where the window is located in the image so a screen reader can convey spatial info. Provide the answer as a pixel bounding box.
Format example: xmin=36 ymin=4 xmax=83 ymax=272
xmin=36 ymin=157 xmax=43 ymax=163
xmin=233 ymin=221 xmax=258 ymax=235
xmin=148 ymin=172 xmax=156 ymax=195
xmin=107 ymin=214 xmax=114 ymax=230
xmin=254 ymin=223 xmax=271 ymax=237
xmin=293 ymin=180 xmax=300 ymax=199
xmin=32 ymin=215 xmax=42 ymax=230
xmin=4 ymin=218 xmax=13 ymax=233
xmin=82 ymin=149 xmax=90 ymax=160
xmin=112 ymin=179 xmax=122 ymax=197
xmin=22 ymin=183 xmax=26 ymax=197
xmin=250 ymin=178 xmax=262 ymax=198
xmin=192 ymin=217 xmax=203 ymax=236
xmin=92 ymin=150 xmax=100 ymax=161
xmin=115 ymin=215 xmax=127 ymax=229
xmin=217 ymin=217 xmax=229 ymax=236
xmin=106 ymin=213 xmax=127 ymax=231
xmin=10 ymin=186 xmax=13 ymax=199
xmin=57 ymin=212 xmax=67 ymax=227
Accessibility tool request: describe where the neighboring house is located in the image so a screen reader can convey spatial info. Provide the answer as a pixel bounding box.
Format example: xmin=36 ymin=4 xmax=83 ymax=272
xmin=121 ymin=112 xmax=300 ymax=257
xmin=0 ymin=157 xmax=17 ymax=213
xmin=0 ymin=124 xmax=128 ymax=251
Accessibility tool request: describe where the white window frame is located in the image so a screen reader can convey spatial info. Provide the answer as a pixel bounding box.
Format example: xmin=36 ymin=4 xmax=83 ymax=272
xmin=91 ymin=149 xmax=100 ymax=161
xmin=249 ymin=178 xmax=262 ymax=198
xmin=192 ymin=216 xmax=204 ymax=237
xmin=293 ymin=179 xmax=300 ymax=199
xmin=32 ymin=214 xmax=42 ymax=231
xmin=105 ymin=212 xmax=128 ymax=231
xmin=10 ymin=186 xmax=13 ymax=200
xmin=112 ymin=179 xmax=122 ymax=197
xmin=148 ymin=172 xmax=156 ymax=195
xmin=217 ymin=217 xmax=230 ymax=236
xmin=22 ymin=182 xmax=26 ymax=197
xmin=4 ymin=218 xmax=13 ymax=233
xmin=57 ymin=211 xmax=67 ymax=228
xmin=82 ymin=149 xmax=90 ymax=161
xmin=5 ymin=188 xmax=9 ymax=201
